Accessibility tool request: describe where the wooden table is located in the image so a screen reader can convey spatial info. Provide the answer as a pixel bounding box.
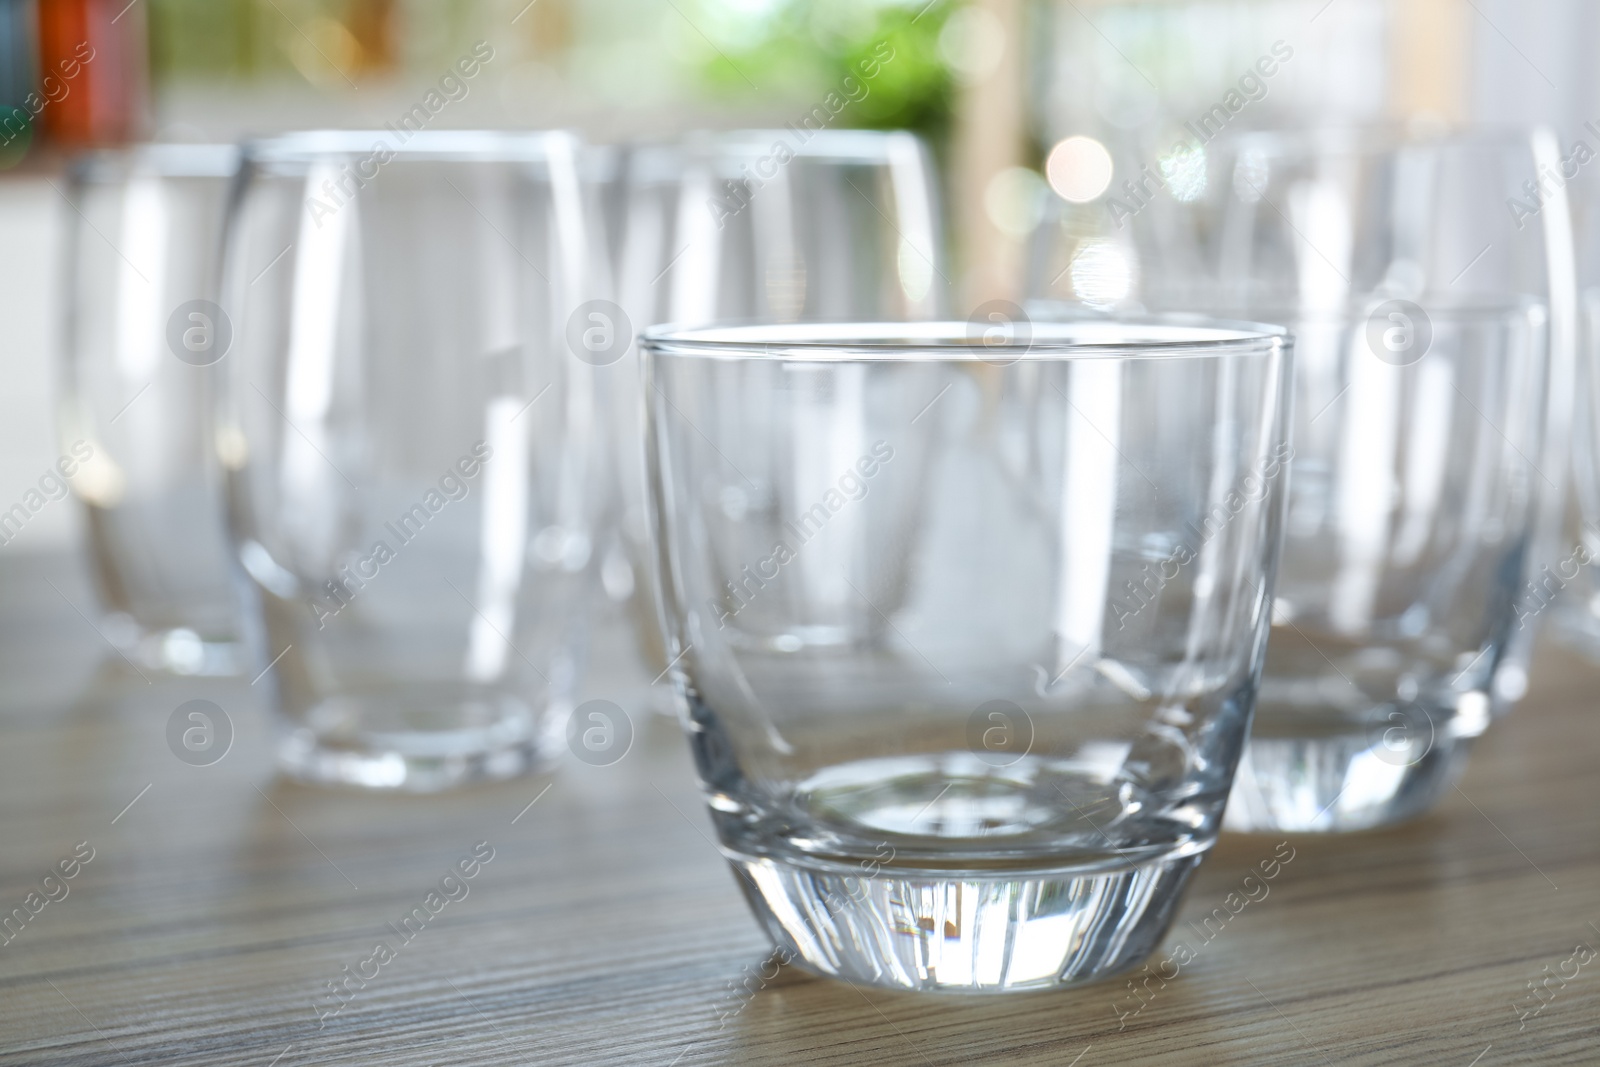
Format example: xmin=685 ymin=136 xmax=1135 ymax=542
xmin=2 ymin=551 xmax=1597 ymax=1066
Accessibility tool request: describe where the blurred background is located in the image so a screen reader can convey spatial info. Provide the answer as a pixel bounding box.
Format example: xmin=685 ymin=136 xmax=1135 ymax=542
xmin=0 ymin=0 xmax=1595 ymax=556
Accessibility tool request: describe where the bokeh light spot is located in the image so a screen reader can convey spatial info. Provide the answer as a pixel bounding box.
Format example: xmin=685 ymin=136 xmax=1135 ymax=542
xmin=984 ymin=166 xmax=1048 ymax=238
xmin=1046 ymin=136 xmax=1114 ymax=203
xmin=1069 ymin=239 xmax=1134 ymax=308
xmin=1159 ymin=143 xmax=1207 ymax=202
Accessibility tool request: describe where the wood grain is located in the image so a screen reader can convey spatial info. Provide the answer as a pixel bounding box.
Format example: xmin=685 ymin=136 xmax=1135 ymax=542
xmin=1 ymin=551 xmax=1597 ymax=1066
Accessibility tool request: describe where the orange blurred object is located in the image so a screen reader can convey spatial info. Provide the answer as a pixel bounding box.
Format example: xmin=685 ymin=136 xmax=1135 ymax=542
xmin=346 ymin=0 xmax=398 ymax=76
xmin=35 ymin=0 xmax=147 ymax=146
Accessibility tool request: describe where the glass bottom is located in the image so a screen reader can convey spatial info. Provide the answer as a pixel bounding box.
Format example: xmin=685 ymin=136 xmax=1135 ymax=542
xmin=726 ymin=846 xmax=1203 ymax=993
xmin=276 ymin=688 xmax=554 ymax=791
xmin=709 ymin=750 xmax=1219 ymax=993
xmin=105 ymin=617 xmax=241 ymax=676
xmin=1224 ymin=715 xmax=1477 ymax=833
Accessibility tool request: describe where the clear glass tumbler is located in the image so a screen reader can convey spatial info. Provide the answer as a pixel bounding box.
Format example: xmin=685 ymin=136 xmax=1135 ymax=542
xmin=608 ymin=130 xmax=947 ymax=676
xmin=57 ymin=144 xmax=244 ymax=675
xmin=1030 ymin=127 xmax=1576 ymax=831
xmin=1223 ymin=302 xmax=1554 ymax=831
xmin=644 ymin=320 xmax=1292 ymax=992
xmin=216 ymin=131 xmax=609 ymax=790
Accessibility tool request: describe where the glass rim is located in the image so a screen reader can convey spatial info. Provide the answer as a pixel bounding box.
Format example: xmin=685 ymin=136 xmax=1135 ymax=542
xmin=641 ymin=318 xmax=1289 ymax=362
xmin=241 ymin=129 xmax=578 ymax=164
xmin=684 ymin=127 xmax=924 ymax=163
xmin=70 ymin=142 xmax=240 ymax=180
xmin=1219 ymin=122 xmax=1549 ymax=158
xmin=616 ymin=129 xmax=926 ymax=187
xmin=1029 ymin=296 xmax=1548 ymax=327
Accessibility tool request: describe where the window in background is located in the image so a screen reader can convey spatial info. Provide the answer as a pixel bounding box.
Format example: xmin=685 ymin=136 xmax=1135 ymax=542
xmin=135 ymin=0 xmax=953 ymax=139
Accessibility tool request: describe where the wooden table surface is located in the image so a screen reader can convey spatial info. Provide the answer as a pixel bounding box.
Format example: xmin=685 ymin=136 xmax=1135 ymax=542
xmin=2 ymin=551 xmax=1598 ymax=1067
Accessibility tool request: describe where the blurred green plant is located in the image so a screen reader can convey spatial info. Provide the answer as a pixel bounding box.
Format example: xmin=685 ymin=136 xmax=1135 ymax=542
xmin=698 ymin=0 xmax=954 ymax=145
xmin=147 ymin=0 xmax=271 ymax=80
xmin=145 ymin=0 xmax=465 ymax=85
xmin=0 ymin=108 xmax=32 ymax=169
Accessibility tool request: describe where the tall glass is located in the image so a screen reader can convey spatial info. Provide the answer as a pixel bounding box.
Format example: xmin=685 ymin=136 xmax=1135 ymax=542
xmin=56 ymin=144 xmax=243 ymax=675
xmin=644 ymin=320 xmax=1291 ymax=992
xmin=609 ymin=130 xmax=947 ymax=676
xmin=217 ymin=131 xmax=609 ymax=790
xmin=1030 ymin=127 xmax=1575 ymax=830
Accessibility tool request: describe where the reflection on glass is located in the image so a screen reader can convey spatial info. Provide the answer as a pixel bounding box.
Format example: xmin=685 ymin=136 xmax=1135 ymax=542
xmin=58 ymin=144 xmax=243 ymax=675
xmin=218 ymin=131 xmax=609 ymax=791
xmin=645 ymin=320 xmax=1291 ymax=992
xmin=1029 ymin=127 xmax=1576 ymax=831
xmin=607 ymin=129 xmax=948 ymax=675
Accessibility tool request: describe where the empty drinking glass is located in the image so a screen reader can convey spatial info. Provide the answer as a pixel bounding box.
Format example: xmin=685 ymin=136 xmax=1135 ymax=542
xmin=644 ymin=319 xmax=1291 ymax=992
xmin=216 ymin=131 xmax=609 ymax=790
xmin=608 ymin=130 xmax=947 ymax=675
xmin=1030 ymin=127 xmax=1576 ymax=830
xmin=56 ymin=144 xmax=243 ymax=675
xmin=1225 ymin=300 xmax=1554 ymax=831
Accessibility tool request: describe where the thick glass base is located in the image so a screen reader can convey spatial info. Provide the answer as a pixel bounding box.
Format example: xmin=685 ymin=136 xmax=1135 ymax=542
xmin=725 ymin=847 xmax=1203 ymax=993
xmin=277 ymin=731 xmax=546 ymax=791
xmin=1224 ymin=728 xmax=1475 ymax=833
xmin=107 ymin=618 xmax=241 ymax=676
xmin=275 ymin=689 xmax=554 ymax=791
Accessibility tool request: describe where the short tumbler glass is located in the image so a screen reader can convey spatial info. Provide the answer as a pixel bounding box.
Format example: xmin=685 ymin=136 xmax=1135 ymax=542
xmin=1223 ymin=302 xmax=1553 ymax=832
xmin=1029 ymin=127 xmax=1576 ymax=831
xmin=58 ymin=144 xmax=243 ymax=675
xmin=644 ymin=320 xmax=1292 ymax=992
xmin=217 ymin=131 xmax=608 ymax=790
